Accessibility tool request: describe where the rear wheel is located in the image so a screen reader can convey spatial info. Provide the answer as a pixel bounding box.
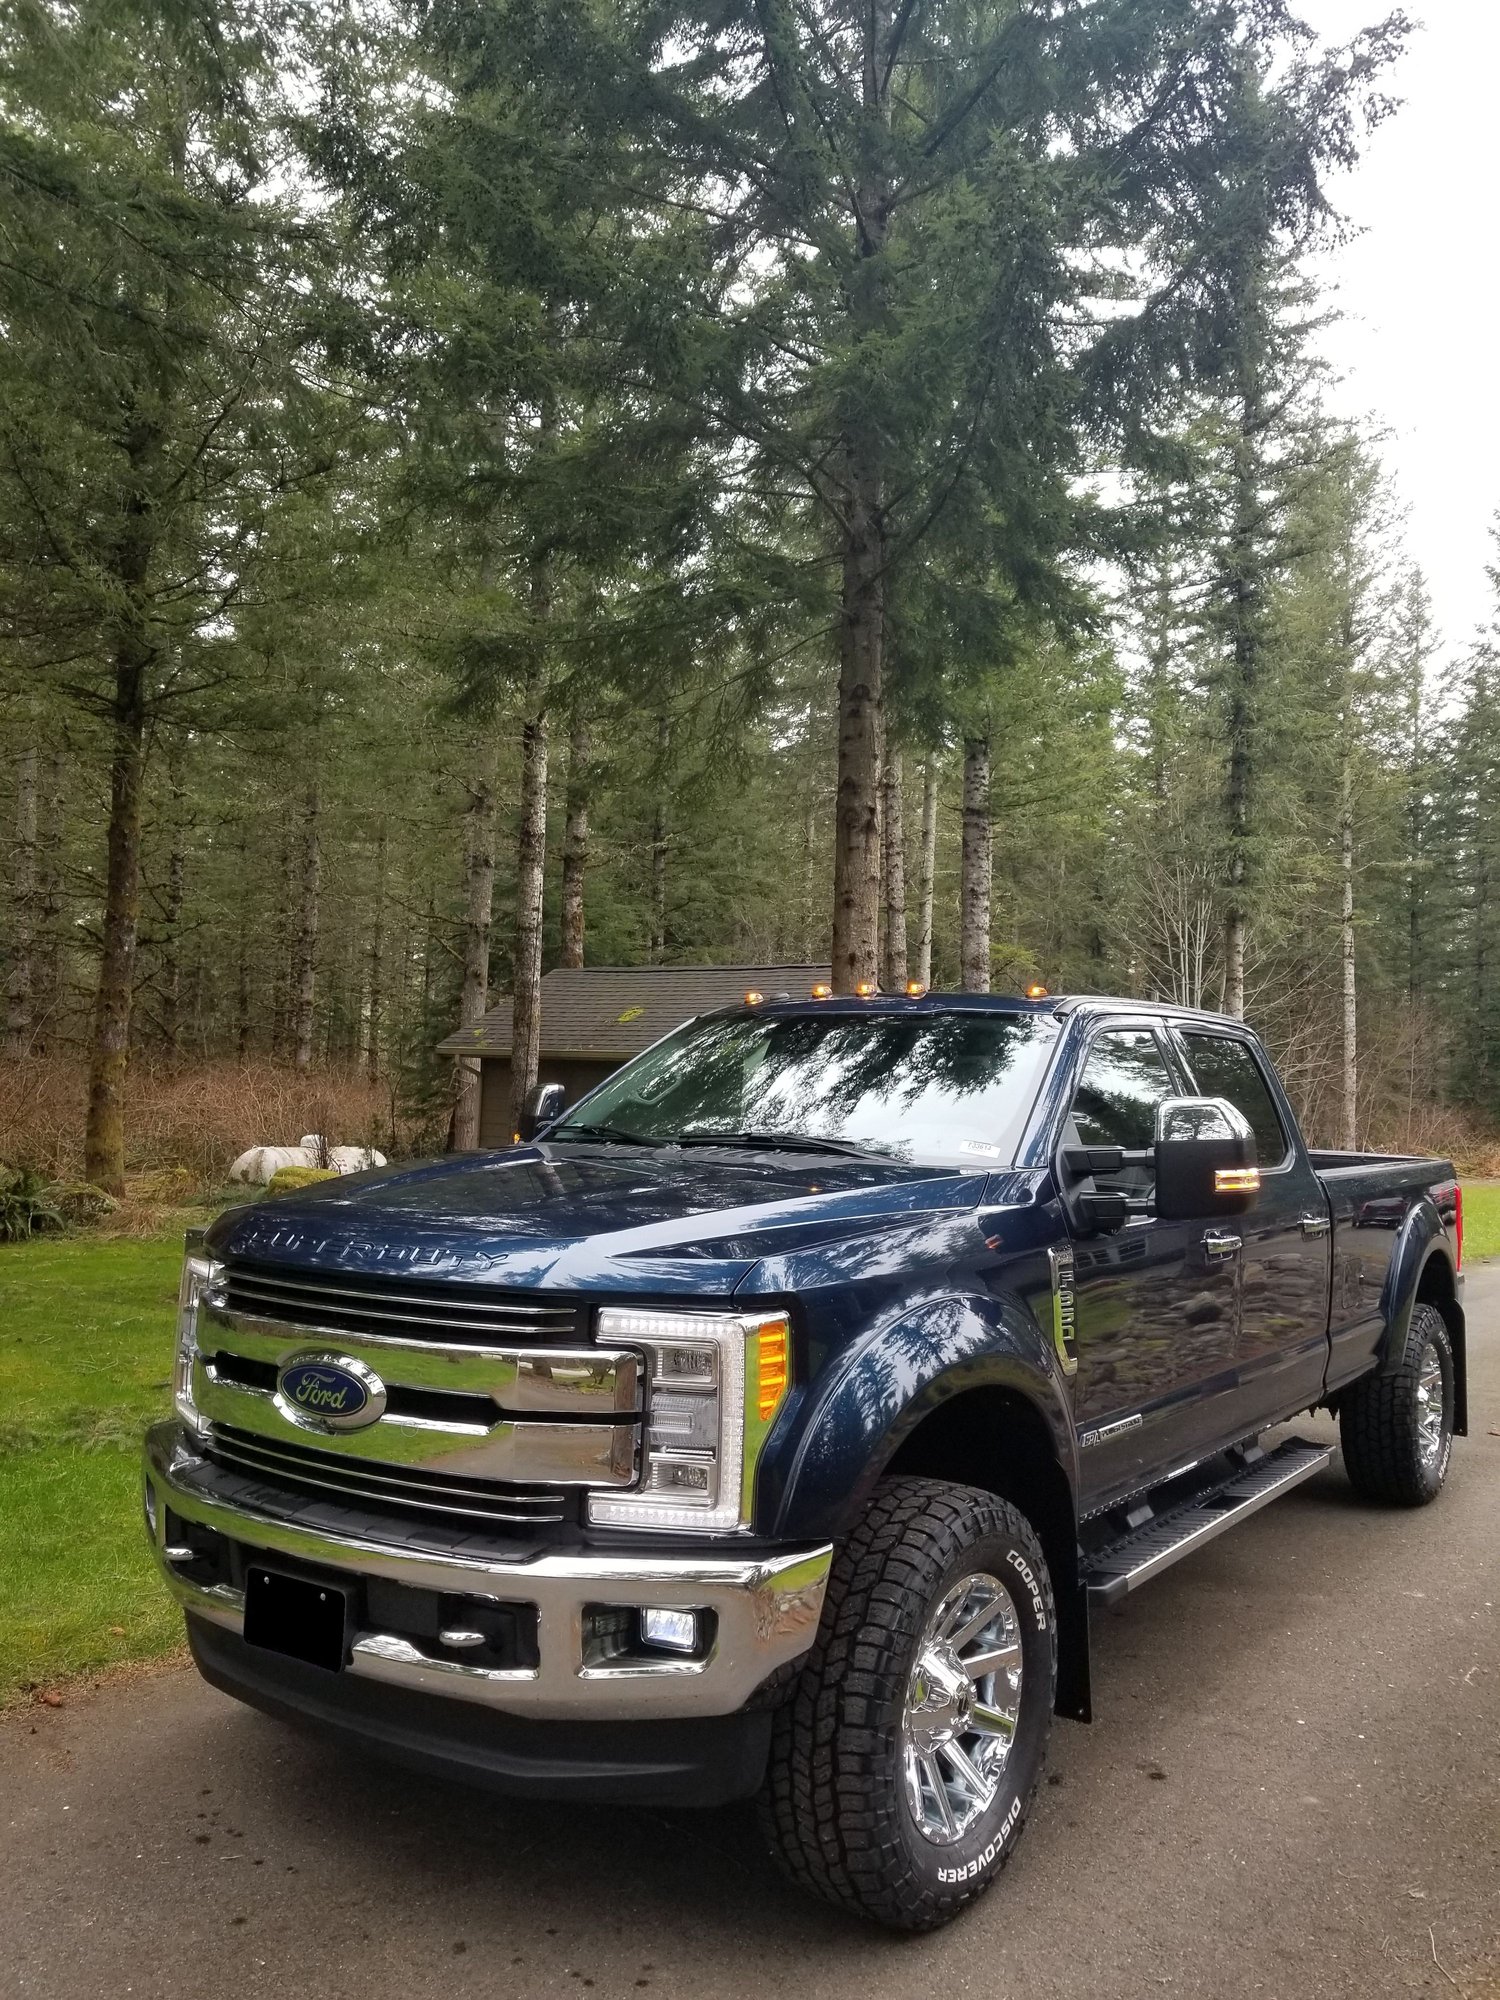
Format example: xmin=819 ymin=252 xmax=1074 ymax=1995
xmin=1339 ymin=1302 xmax=1455 ymax=1506
xmin=759 ymin=1476 xmax=1057 ymax=1931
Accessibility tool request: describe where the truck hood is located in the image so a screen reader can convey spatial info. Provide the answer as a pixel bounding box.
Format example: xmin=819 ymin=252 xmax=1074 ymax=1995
xmin=207 ymin=1142 xmax=990 ymax=1298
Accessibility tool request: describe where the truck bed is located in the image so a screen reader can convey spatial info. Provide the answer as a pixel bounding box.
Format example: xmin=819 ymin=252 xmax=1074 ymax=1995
xmin=1308 ymin=1150 xmax=1458 ymax=1397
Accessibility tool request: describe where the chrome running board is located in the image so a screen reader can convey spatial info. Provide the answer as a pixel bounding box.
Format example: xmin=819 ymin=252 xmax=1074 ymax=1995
xmin=1083 ymin=1438 xmax=1333 ymax=1607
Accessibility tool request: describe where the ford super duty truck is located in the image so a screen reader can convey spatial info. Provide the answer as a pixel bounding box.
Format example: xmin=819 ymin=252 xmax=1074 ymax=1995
xmin=144 ymin=991 xmax=1465 ymax=1929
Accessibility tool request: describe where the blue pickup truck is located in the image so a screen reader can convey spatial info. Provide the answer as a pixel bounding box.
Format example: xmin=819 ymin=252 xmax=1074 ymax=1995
xmin=144 ymin=990 xmax=1465 ymax=1929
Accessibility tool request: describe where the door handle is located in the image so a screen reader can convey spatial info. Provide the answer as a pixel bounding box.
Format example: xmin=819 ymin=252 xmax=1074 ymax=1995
xmin=1203 ymin=1230 xmax=1242 ymax=1260
xmin=1300 ymin=1214 xmax=1331 ymax=1238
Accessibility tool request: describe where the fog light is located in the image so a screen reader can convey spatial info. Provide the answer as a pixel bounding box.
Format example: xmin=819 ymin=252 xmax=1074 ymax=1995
xmin=641 ymin=1608 xmax=700 ymax=1654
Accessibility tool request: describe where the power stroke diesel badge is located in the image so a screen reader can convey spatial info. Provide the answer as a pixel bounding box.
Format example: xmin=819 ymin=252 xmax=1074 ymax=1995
xmin=1048 ymin=1244 xmax=1078 ymax=1378
xmin=275 ymin=1355 xmax=387 ymax=1432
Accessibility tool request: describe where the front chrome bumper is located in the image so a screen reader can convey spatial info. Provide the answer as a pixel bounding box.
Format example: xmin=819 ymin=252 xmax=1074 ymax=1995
xmin=143 ymin=1422 xmax=831 ymax=1721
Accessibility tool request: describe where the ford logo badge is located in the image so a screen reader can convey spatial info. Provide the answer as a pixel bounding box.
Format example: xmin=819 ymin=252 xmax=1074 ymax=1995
xmin=275 ymin=1355 xmax=386 ymax=1432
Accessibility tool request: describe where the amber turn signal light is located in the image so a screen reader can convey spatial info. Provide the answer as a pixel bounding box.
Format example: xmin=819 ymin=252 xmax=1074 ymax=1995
xmin=1214 ymin=1167 xmax=1261 ymax=1194
xmin=755 ymin=1318 xmax=791 ymax=1422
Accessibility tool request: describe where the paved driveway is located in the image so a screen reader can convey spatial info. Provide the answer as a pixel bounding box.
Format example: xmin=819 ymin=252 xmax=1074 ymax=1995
xmin=4 ymin=1272 xmax=1498 ymax=2000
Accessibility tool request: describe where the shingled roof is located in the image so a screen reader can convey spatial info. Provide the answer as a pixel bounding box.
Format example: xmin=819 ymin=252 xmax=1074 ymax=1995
xmin=436 ymin=964 xmax=834 ymax=1061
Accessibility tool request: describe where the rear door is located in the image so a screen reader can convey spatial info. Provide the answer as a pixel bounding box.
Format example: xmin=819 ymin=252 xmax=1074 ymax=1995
xmin=1170 ymin=1026 xmax=1333 ymax=1431
xmin=1062 ymin=1023 xmax=1241 ymax=1508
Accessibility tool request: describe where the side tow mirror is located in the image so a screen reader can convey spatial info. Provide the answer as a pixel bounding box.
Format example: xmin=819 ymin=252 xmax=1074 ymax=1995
xmin=517 ymin=1081 xmax=568 ymax=1143
xmin=1153 ymin=1096 xmax=1260 ymax=1219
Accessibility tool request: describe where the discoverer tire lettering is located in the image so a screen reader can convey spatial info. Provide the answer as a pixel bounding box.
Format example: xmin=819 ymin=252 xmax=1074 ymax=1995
xmin=758 ymin=1476 xmax=1058 ymax=1931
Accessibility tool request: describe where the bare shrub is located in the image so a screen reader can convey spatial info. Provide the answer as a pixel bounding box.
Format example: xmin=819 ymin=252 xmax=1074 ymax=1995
xmin=0 ymin=1057 xmax=412 ymax=1195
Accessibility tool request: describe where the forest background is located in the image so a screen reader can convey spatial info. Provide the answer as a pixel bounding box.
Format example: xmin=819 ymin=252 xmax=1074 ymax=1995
xmin=6 ymin=0 xmax=1500 ymax=1210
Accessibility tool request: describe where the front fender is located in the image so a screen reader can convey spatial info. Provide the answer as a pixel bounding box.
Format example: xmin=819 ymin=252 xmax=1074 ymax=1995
xmin=767 ymin=1291 xmax=1078 ymax=1542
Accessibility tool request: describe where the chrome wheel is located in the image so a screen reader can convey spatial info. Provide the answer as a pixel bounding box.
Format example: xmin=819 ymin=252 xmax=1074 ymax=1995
xmin=902 ymin=1571 xmax=1024 ymax=1847
xmin=1416 ymin=1338 xmax=1446 ymax=1471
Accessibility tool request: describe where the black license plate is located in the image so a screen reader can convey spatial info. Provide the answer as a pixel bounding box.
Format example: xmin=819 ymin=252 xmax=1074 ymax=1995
xmin=243 ymin=1567 xmax=352 ymax=1673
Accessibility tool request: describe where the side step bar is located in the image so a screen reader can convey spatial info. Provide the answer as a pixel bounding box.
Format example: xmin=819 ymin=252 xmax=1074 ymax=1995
xmin=1083 ymin=1438 xmax=1333 ymax=1607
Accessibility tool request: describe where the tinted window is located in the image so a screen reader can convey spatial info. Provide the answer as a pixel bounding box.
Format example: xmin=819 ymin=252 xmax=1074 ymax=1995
xmin=1180 ymin=1033 xmax=1288 ymax=1163
xmin=554 ymin=1009 xmax=1061 ymax=1169
xmin=1070 ymin=1030 xmax=1176 ymax=1149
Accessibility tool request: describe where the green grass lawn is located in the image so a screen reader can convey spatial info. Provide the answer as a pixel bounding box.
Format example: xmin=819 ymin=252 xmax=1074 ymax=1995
xmin=1461 ymin=1180 xmax=1500 ymax=1262
xmin=0 ymin=1229 xmax=191 ymax=1704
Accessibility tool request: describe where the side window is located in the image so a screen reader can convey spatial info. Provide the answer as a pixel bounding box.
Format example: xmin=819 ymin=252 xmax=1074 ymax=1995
xmin=1069 ymin=1030 xmax=1177 ymax=1150
xmin=1179 ymin=1032 xmax=1289 ymax=1164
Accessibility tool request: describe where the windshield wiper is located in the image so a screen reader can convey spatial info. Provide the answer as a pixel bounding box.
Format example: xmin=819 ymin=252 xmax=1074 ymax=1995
xmin=549 ymin=1121 xmax=660 ymax=1147
xmin=672 ymin=1129 xmax=894 ymax=1162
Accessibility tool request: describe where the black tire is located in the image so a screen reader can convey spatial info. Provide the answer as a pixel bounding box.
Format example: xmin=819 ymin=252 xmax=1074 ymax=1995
xmin=1339 ymin=1302 xmax=1455 ymax=1507
xmin=759 ymin=1476 xmax=1057 ymax=1931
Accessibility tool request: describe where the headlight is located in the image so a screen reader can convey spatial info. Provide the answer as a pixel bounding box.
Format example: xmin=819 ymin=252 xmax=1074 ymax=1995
xmin=587 ymin=1308 xmax=791 ymax=1533
xmin=174 ymin=1232 xmax=224 ymax=1436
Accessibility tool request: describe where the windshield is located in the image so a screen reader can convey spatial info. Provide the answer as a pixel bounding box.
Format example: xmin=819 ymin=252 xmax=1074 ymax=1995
xmin=551 ymin=1009 xmax=1060 ymax=1169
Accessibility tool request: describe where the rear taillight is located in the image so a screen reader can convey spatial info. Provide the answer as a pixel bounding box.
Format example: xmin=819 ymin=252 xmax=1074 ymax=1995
xmin=1454 ymin=1182 xmax=1464 ymax=1271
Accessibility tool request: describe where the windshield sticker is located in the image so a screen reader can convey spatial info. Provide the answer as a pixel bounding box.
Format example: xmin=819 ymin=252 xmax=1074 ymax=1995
xmin=958 ymin=1139 xmax=1002 ymax=1157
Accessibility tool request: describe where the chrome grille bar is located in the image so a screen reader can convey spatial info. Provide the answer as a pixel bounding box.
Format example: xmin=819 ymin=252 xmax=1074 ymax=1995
xmin=223 ymin=1264 xmax=583 ymax=1345
xmin=207 ymin=1426 xmax=569 ymax=1527
xmin=199 ymin=1308 xmax=640 ymax=1416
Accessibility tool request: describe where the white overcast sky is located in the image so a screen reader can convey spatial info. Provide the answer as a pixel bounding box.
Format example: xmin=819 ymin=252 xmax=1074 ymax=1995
xmin=1302 ymin=0 xmax=1498 ymax=653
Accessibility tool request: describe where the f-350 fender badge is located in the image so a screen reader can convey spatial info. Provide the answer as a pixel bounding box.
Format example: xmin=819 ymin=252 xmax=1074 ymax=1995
xmin=1048 ymin=1244 xmax=1078 ymax=1378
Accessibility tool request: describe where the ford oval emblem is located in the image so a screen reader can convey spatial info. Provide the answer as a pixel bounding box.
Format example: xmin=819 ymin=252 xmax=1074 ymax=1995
xmin=275 ymin=1355 xmax=387 ymax=1432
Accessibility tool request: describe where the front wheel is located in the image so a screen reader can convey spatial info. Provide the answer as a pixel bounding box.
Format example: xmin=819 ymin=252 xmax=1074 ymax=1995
xmin=1339 ymin=1301 xmax=1456 ymax=1506
xmin=759 ymin=1477 xmax=1057 ymax=1930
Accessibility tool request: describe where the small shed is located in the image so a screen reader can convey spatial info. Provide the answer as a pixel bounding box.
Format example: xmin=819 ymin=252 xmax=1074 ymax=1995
xmin=437 ymin=964 xmax=834 ymax=1148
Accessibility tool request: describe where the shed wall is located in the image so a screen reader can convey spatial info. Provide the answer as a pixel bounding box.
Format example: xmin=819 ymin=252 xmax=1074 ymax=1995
xmin=477 ymin=1057 xmax=617 ymax=1149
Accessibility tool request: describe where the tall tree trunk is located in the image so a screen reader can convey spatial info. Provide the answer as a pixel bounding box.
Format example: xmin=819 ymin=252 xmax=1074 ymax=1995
xmin=235 ymin=943 xmax=251 ymax=1060
xmin=1340 ymin=752 xmax=1357 ymax=1150
xmin=84 ymin=400 xmax=164 ymax=1191
xmin=830 ymin=4 xmax=890 ymax=996
xmin=293 ymin=783 xmax=320 ymax=1073
xmin=915 ymin=750 xmax=937 ymax=989
xmin=649 ymin=715 xmax=671 ymax=963
xmin=509 ymin=683 xmax=549 ymax=1132
xmin=453 ymin=749 xmax=497 ymax=1151
xmin=1221 ymin=380 xmax=1263 ymax=1023
xmin=84 ymin=661 xmax=148 ymax=1194
xmin=5 ymin=744 xmax=38 ymax=1057
xmin=881 ymin=745 xmax=907 ymax=990
xmin=832 ymin=473 xmax=885 ymax=992
xmin=366 ymin=820 xmax=386 ymax=1083
xmin=33 ymin=750 xmax=64 ymax=1052
xmin=560 ymin=718 xmax=591 ymax=969
xmin=1406 ymin=678 xmax=1423 ymax=1005
xmin=233 ymin=827 xmax=252 ymax=1060
xmin=158 ymin=758 xmax=186 ymax=1058
xmin=799 ymin=788 xmax=818 ymax=962
xmin=960 ymin=736 xmax=992 ymax=993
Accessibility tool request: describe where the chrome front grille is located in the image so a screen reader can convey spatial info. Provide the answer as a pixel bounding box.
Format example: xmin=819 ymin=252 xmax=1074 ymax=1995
xmin=206 ymin=1424 xmax=570 ymax=1528
xmin=194 ymin=1261 xmax=643 ymax=1520
xmin=222 ymin=1263 xmax=585 ymax=1347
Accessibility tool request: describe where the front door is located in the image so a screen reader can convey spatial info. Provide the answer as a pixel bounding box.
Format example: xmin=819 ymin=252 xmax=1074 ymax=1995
xmin=1064 ymin=1025 xmax=1240 ymax=1511
xmin=1171 ymin=1026 xmax=1333 ymax=1432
